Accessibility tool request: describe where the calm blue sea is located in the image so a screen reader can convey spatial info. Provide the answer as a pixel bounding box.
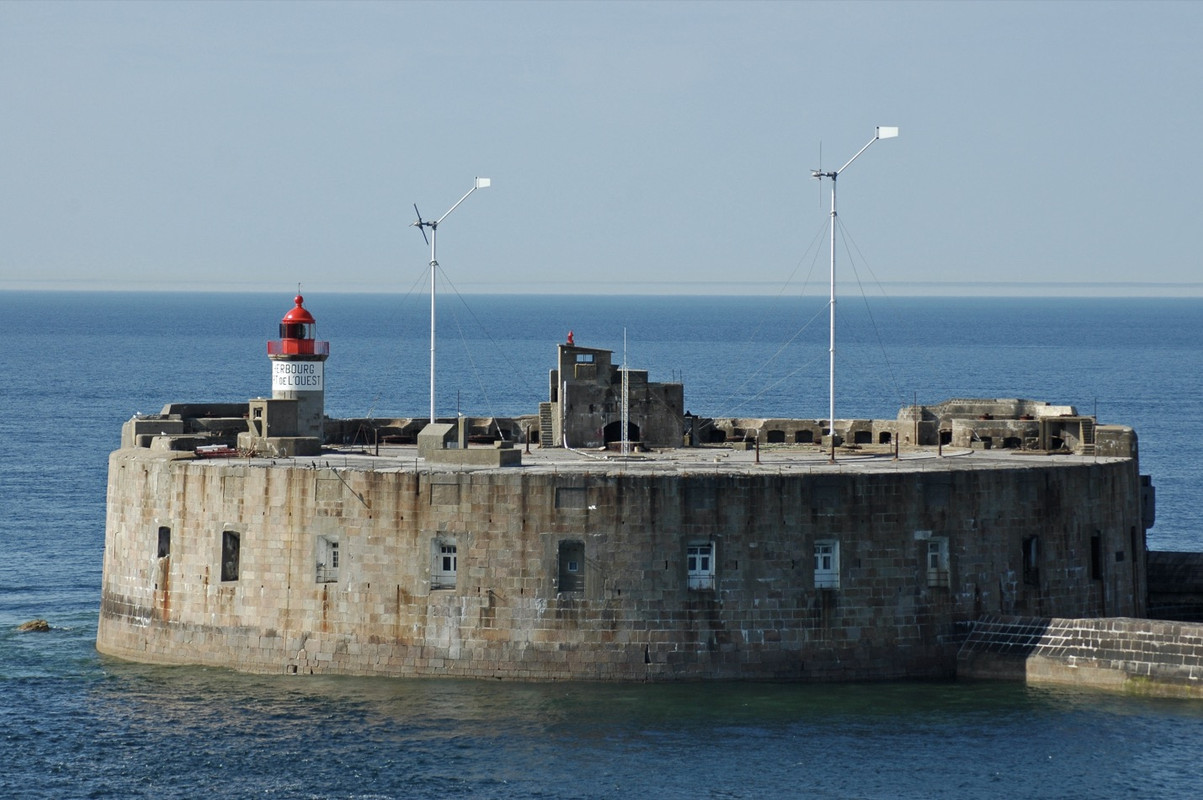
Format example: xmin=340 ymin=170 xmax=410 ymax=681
xmin=2 ymin=291 xmax=1203 ymax=799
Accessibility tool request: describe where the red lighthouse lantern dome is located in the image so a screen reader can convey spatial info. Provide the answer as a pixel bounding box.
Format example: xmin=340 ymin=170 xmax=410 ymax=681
xmin=280 ymin=295 xmax=316 ymax=340
xmin=269 ymin=295 xmax=328 ymax=357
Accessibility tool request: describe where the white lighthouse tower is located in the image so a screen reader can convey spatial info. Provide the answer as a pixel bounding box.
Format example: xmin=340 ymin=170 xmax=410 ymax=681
xmin=239 ymin=294 xmax=330 ymax=457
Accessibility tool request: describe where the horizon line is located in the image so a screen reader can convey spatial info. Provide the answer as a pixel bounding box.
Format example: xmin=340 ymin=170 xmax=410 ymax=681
xmin=3 ymin=279 xmax=1203 ymax=299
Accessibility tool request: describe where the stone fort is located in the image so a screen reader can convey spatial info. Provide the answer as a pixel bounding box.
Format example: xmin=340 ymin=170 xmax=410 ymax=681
xmin=98 ymin=296 xmax=1158 ymax=684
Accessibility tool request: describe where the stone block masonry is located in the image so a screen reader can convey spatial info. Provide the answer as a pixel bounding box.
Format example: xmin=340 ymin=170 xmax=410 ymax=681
xmin=958 ymin=615 xmax=1203 ymax=697
xmin=97 ymin=446 xmax=1147 ymax=682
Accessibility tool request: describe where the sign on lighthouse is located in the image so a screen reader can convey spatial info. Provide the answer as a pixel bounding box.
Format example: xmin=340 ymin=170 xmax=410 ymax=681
xmin=272 ymin=360 xmax=323 ymax=391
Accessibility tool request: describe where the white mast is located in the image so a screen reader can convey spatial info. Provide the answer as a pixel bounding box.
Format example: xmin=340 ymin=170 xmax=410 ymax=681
xmin=411 ymin=178 xmax=491 ymax=424
xmin=811 ymin=127 xmax=897 ymax=461
xmin=622 ymin=328 xmax=629 ymax=456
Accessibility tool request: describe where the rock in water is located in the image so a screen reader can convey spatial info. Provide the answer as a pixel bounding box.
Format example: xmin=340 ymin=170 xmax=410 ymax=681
xmin=17 ymin=619 xmax=51 ymax=633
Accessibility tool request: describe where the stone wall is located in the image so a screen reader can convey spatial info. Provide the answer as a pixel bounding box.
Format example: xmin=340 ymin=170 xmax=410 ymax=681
xmin=958 ymin=615 xmax=1203 ymax=697
xmin=1147 ymin=551 xmax=1203 ymax=621
xmin=98 ymin=451 xmax=1146 ymax=681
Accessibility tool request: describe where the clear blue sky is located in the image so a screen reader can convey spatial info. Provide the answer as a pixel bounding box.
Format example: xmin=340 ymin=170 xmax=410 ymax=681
xmin=2 ymin=0 xmax=1200 ymax=295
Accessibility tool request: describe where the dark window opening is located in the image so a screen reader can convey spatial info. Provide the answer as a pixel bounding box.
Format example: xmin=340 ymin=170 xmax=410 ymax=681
xmin=794 ymin=430 xmax=814 ymax=444
xmin=221 ymin=531 xmax=240 ymax=582
xmin=558 ymin=540 xmax=585 ymax=592
xmin=1090 ymin=534 xmax=1102 ymax=580
xmin=1115 ymin=550 xmax=1125 ymax=562
xmin=878 ymin=432 xmax=892 ymax=445
xmin=157 ymin=526 xmax=171 ymax=559
xmin=939 ymin=429 xmax=952 ymax=446
xmin=853 ymin=430 xmax=872 ymax=445
xmin=1003 ymin=436 xmax=1022 ymax=449
xmin=1022 ymin=535 xmax=1039 ymax=587
xmin=766 ymin=430 xmax=785 ymax=444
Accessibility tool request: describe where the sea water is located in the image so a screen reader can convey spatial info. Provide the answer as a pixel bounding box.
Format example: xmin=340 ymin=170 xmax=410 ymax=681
xmin=2 ymin=291 xmax=1202 ymax=799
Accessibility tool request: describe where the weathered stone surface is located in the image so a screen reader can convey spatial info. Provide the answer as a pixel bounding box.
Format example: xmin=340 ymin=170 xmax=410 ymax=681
xmin=97 ymin=441 xmax=1147 ymax=682
xmin=18 ymin=619 xmax=51 ymax=632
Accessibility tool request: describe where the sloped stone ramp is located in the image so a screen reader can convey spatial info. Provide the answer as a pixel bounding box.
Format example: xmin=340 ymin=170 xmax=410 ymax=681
xmin=958 ymin=615 xmax=1203 ymax=698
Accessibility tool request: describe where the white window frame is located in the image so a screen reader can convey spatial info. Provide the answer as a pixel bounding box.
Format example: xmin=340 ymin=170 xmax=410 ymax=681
xmin=814 ymin=539 xmax=839 ymax=589
xmin=316 ymin=536 xmax=340 ymax=583
xmin=432 ymin=539 xmax=457 ymax=590
xmin=687 ymin=541 xmax=716 ymax=590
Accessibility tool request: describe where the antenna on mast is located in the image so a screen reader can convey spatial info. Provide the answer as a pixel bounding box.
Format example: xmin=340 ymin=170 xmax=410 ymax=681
xmin=410 ymin=177 xmax=492 ymax=425
xmin=811 ymin=126 xmax=898 ymax=462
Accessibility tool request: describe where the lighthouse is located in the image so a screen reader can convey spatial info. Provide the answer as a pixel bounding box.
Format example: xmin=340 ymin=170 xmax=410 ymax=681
xmin=238 ymin=295 xmax=330 ymax=457
xmin=269 ymin=294 xmax=329 ymax=437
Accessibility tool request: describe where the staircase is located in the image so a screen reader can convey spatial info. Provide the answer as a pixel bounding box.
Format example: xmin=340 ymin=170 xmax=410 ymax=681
xmin=539 ymin=402 xmax=555 ymax=448
xmin=1080 ymin=418 xmax=1095 ymax=455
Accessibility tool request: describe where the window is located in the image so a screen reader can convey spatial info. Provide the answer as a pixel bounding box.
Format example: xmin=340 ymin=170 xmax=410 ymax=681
xmin=317 ymin=536 xmax=340 ymax=583
xmin=221 ymin=531 xmax=240 ymax=582
xmin=575 ymin=353 xmax=594 ymax=363
xmin=1090 ymin=533 xmax=1103 ymax=580
xmin=926 ymin=537 xmax=950 ymax=588
xmin=558 ymin=540 xmax=585 ymax=592
xmin=814 ymin=540 xmax=839 ymax=589
xmin=1022 ymin=536 xmax=1039 ymax=586
xmin=157 ymin=526 xmax=171 ymax=559
xmin=687 ymin=542 xmax=715 ymax=590
xmin=432 ymin=540 xmax=457 ymax=589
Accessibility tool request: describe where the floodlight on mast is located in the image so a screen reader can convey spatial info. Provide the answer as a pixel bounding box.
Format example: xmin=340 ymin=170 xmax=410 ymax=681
xmin=811 ymin=127 xmax=897 ymax=462
xmin=411 ymin=177 xmax=491 ymax=424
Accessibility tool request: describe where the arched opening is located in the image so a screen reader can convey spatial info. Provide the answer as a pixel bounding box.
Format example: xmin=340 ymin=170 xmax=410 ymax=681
xmin=878 ymin=431 xmax=892 ymax=445
xmin=603 ymin=419 xmax=640 ymax=445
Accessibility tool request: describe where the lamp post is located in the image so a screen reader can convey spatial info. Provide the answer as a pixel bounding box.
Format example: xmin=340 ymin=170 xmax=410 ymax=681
xmin=811 ymin=127 xmax=897 ymax=461
xmin=412 ymin=177 xmax=491 ymax=424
